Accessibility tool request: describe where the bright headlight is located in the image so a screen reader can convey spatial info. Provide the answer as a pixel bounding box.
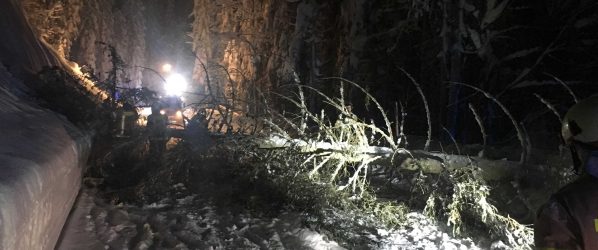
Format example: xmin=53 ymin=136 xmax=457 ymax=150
xmin=164 ymin=73 xmax=188 ymax=96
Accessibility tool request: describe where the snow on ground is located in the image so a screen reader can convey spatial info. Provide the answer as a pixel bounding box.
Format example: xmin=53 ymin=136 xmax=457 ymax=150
xmin=374 ymin=213 xmax=479 ymax=250
xmin=57 ymin=184 xmax=344 ymax=250
xmin=57 ymin=181 xmax=483 ymax=250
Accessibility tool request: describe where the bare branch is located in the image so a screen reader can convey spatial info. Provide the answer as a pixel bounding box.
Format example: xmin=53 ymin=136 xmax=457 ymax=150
xmin=398 ymin=68 xmax=431 ymax=151
xmin=543 ymin=73 xmax=578 ymax=103
xmin=468 ymin=103 xmax=487 ymax=157
xmin=534 ymin=93 xmax=562 ymax=123
xmin=451 ymin=82 xmax=527 ymax=164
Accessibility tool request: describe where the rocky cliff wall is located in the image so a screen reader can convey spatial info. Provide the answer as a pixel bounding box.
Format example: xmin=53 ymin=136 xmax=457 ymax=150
xmin=23 ymin=0 xmax=147 ymax=88
xmin=192 ymin=0 xmax=301 ymax=110
xmin=190 ymin=0 xmax=376 ymax=113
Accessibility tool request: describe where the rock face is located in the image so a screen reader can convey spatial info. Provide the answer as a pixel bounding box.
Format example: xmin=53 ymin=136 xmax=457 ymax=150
xmin=22 ymin=0 xmax=147 ymax=88
xmin=191 ymin=0 xmax=322 ymax=111
xmin=189 ymin=1 xmax=387 ymax=113
xmin=191 ymin=0 xmax=300 ymax=100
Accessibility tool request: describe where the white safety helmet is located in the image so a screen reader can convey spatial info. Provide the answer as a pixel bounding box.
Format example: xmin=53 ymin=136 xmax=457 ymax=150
xmin=561 ymin=96 xmax=598 ymax=145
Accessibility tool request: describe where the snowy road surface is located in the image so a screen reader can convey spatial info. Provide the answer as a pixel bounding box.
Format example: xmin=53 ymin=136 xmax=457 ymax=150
xmin=57 ymin=186 xmax=345 ymax=250
xmin=56 ymin=184 xmax=481 ymax=250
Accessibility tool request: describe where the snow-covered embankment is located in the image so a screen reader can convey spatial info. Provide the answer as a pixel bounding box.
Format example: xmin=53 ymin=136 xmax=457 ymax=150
xmin=0 ymin=0 xmax=91 ymax=249
xmin=0 ymin=74 xmax=91 ymax=249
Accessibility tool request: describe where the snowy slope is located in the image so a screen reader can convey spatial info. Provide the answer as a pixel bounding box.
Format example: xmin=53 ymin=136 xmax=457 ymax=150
xmin=0 ymin=65 xmax=90 ymax=250
xmin=0 ymin=1 xmax=91 ymax=249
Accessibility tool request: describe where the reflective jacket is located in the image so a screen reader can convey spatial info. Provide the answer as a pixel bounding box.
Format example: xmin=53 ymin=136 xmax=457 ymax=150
xmin=535 ymin=175 xmax=598 ymax=249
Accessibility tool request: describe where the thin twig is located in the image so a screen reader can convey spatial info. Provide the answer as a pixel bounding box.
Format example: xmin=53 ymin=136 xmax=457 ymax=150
xmin=533 ymin=93 xmax=562 ymax=123
xmin=297 ymin=84 xmax=307 ymax=135
xmin=442 ymin=126 xmax=461 ymax=155
xmin=520 ymin=121 xmax=532 ymax=164
xmin=543 ymin=73 xmax=578 ymax=103
xmin=468 ymin=103 xmax=487 ymax=157
xmin=394 ymin=102 xmax=399 ymax=141
xmin=451 ymin=82 xmax=527 ymax=164
xmin=321 ymin=77 xmax=396 ymax=148
xmin=398 ymin=68 xmax=431 ymax=151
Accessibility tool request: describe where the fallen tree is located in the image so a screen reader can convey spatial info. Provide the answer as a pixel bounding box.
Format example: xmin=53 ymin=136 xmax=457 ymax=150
xmin=212 ymin=79 xmax=543 ymax=248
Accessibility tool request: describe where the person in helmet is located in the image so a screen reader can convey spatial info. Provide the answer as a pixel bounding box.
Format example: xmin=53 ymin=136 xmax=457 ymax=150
xmin=146 ymin=103 xmax=169 ymax=159
xmin=535 ymin=96 xmax=598 ymax=249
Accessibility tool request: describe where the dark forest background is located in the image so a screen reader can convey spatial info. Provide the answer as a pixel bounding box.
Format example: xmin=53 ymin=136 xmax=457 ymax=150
xmin=282 ymin=0 xmax=598 ymax=149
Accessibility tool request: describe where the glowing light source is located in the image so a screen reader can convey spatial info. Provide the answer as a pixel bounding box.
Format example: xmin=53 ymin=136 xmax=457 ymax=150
xmin=139 ymin=107 xmax=152 ymax=116
xmin=164 ymin=73 xmax=188 ymax=96
xmin=162 ymin=63 xmax=172 ymax=72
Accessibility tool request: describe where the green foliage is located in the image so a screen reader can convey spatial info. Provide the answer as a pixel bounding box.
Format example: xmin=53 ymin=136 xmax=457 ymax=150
xmin=422 ymin=165 xmax=534 ymax=248
xmin=219 ymin=137 xmax=408 ymax=229
xmin=267 ymin=81 xmax=404 ymax=196
xmin=95 ymin=42 xmax=129 ymax=106
xmin=35 ymin=67 xmax=108 ymax=128
xmin=198 ymin=82 xmax=414 ymax=245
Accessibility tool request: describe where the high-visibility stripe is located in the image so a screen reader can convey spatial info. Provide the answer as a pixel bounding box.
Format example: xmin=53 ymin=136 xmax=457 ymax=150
xmin=595 ymin=218 xmax=598 ymax=232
